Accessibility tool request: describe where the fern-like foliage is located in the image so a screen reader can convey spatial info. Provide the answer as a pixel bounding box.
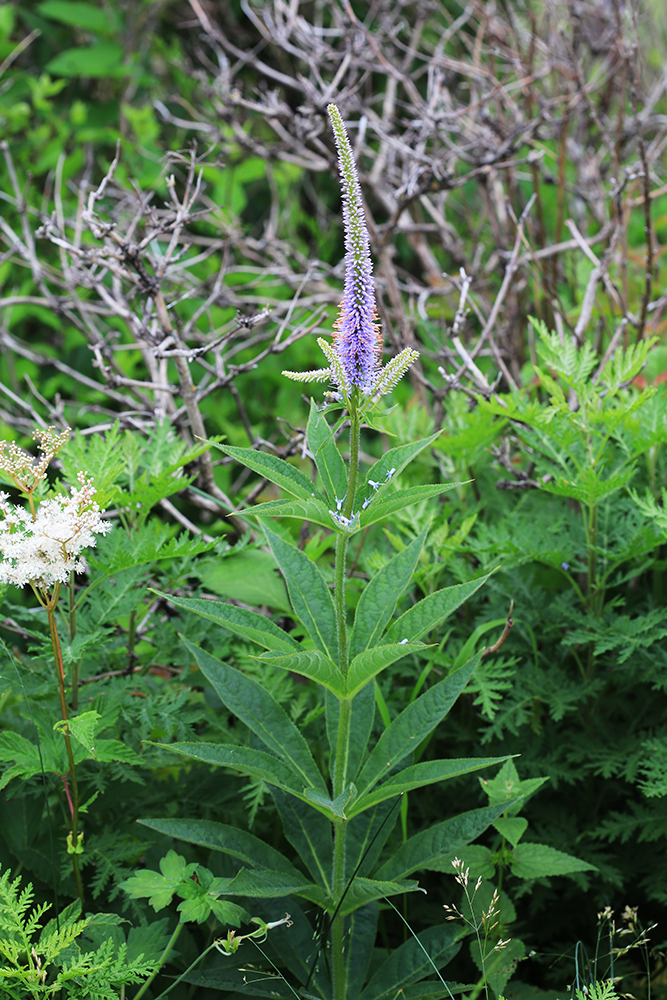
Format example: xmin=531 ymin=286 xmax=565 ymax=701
xmin=0 ymin=866 xmax=157 ymax=998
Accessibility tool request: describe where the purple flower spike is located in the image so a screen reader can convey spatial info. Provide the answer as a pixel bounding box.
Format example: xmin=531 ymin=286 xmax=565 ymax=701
xmin=327 ymin=104 xmax=383 ymax=395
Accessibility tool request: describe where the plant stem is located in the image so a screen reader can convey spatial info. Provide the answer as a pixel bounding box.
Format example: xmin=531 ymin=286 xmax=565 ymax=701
xmin=133 ymin=922 xmax=184 ymax=1000
xmin=68 ymin=570 xmax=79 ymax=711
xmin=330 ymin=395 xmax=361 ymax=1000
xmin=47 ymin=594 xmax=84 ymax=908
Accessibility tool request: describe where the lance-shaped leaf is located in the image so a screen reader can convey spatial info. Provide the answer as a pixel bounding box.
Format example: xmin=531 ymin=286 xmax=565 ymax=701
xmin=335 ymin=876 xmax=422 ymax=917
xmin=374 ymin=802 xmax=517 ymax=881
xmin=250 ymin=499 xmax=335 ymax=530
xmin=346 ymin=643 xmax=427 ymax=699
xmin=354 ymin=431 xmax=442 ymax=508
xmin=151 ymin=741 xmax=302 ymax=796
xmin=355 ymin=654 xmax=481 ymax=801
xmin=360 ymin=484 xmax=464 ymax=529
xmin=346 ymin=904 xmax=379 ymax=1000
xmin=210 ymin=441 xmax=324 ymax=502
xmin=257 ymin=649 xmax=345 ymax=698
xmin=350 ymin=757 xmax=507 ymax=815
xmin=307 ymin=399 xmax=347 ymax=503
xmin=359 ymin=923 xmax=465 ymax=1000
xmin=137 ymin=818 xmax=301 ymax=877
xmin=220 ymin=867 xmax=317 ymax=898
xmin=155 ymin=592 xmax=300 ymax=652
xmin=383 ymin=575 xmax=491 ymax=644
xmin=350 ymin=527 xmax=429 ymax=659
xmin=181 ymin=638 xmax=326 ymax=792
xmin=261 ymin=522 xmax=338 ymax=660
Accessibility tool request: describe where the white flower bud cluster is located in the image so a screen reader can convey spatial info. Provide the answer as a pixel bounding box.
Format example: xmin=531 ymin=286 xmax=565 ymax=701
xmin=0 ymin=472 xmax=112 ymax=591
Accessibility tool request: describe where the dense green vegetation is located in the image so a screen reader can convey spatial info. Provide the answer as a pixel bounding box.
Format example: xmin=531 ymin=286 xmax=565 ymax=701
xmin=1 ymin=0 xmax=667 ymax=997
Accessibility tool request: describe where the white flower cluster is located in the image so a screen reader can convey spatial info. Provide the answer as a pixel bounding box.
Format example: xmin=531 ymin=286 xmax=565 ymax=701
xmin=0 ymin=472 xmax=112 ymax=591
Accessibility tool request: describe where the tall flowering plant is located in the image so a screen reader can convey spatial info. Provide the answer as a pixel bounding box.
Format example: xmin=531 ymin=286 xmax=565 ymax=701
xmin=147 ymin=106 xmax=509 ymax=999
xmin=0 ymin=429 xmax=111 ymax=905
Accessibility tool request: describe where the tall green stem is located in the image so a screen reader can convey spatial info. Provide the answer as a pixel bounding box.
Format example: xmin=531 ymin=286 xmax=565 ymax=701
xmin=331 ymin=396 xmax=361 ymax=1000
xmin=133 ymin=922 xmax=184 ymax=1000
xmin=68 ymin=571 xmax=80 ymax=711
xmin=47 ymin=595 xmax=84 ymax=908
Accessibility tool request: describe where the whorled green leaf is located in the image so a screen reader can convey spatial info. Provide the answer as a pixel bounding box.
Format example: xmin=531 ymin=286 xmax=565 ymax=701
xmin=335 ymin=876 xmax=422 ymax=916
xmin=350 ymin=757 xmax=508 ymax=816
xmin=250 ymin=499 xmax=336 ymax=530
xmin=359 ymin=923 xmax=465 ymax=1000
xmin=350 ymin=526 xmax=429 ymax=659
xmin=354 ymin=655 xmax=483 ymax=802
xmin=307 ymin=398 xmax=347 ymax=504
xmin=346 ymin=643 xmax=427 ymax=699
xmin=154 ymin=591 xmax=300 ymax=652
xmin=181 ymin=639 xmax=326 ymax=792
xmin=374 ymin=803 xmax=516 ymax=881
xmin=383 ymin=575 xmax=491 ymax=644
xmin=210 ymin=442 xmax=325 ymax=502
xmin=221 ymin=867 xmax=317 ymax=898
xmin=261 ymin=522 xmax=338 ymax=660
xmin=271 ymin=790 xmax=333 ymax=891
xmin=354 ymin=431 xmax=442 ymax=510
xmin=152 ymin=741 xmax=302 ymax=796
xmin=257 ymin=649 xmax=345 ymax=697
xmin=360 ymin=484 xmax=464 ymax=528
xmin=137 ymin=818 xmax=301 ymax=876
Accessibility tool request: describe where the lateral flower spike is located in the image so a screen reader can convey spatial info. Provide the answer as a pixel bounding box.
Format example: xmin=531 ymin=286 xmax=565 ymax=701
xmin=282 ymin=104 xmax=418 ymax=403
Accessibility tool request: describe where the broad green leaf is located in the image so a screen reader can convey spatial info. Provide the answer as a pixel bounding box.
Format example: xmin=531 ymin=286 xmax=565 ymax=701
xmin=359 ymin=923 xmax=464 ymax=1000
xmin=181 ymin=639 xmax=326 ymax=792
xmin=221 ymin=867 xmax=317 ymax=898
xmin=355 ymin=431 xmax=442 ymax=509
xmin=46 ymin=42 xmax=127 ymax=77
xmin=211 ymin=442 xmax=324 ymax=501
xmin=93 ymin=739 xmax=142 ymax=766
xmin=350 ymin=757 xmax=507 ymax=816
xmin=137 ymin=819 xmax=301 ymax=877
xmin=374 ymin=803 xmax=515 ymax=880
xmin=199 ymin=549 xmax=291 ymax=613
xmin=346 ymin=643 xmax=426 ymax=699
xmin=271 ymin=790 xmax=333 ymax=891
xmin=261 ymin=522 xmax=338 ymax=660
xmin=250 ymin=499 xmax=335 ymax=529
xmin=153 ymin=741 xmax=303 ymax=796
xmin=383 ymin=576 xmax=491 ymax=644
xmin=510 ymin=843 xmax=597 ymax=879
xmin=493 ymin=817 xmax=528 ymax=847
xmin=480 ymin=759 xmax=548 ymax=813
xmin=360 ymin=484 xmax=463 ymax=528
xmin=179 ymin=970 xmax=296 ymax=997
xmin=155 ymin=591 xmax=300 ymax=652
xmin=355 ymin=655 xmax=483 ymax=801
xmin=37 ymin=0 xmax=121 ymax=33
xmin=257 ymin=649 xmax=345 ymax=697
xmin=58 ymin=711 xmax=100 ymax=754
xmin=307 ymin=398 xmax=347 ymax=503
xmin=120 ymin=850 xmax=196 ymax=911
xmin=350 ymin=527 xmax=429 ymax=658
